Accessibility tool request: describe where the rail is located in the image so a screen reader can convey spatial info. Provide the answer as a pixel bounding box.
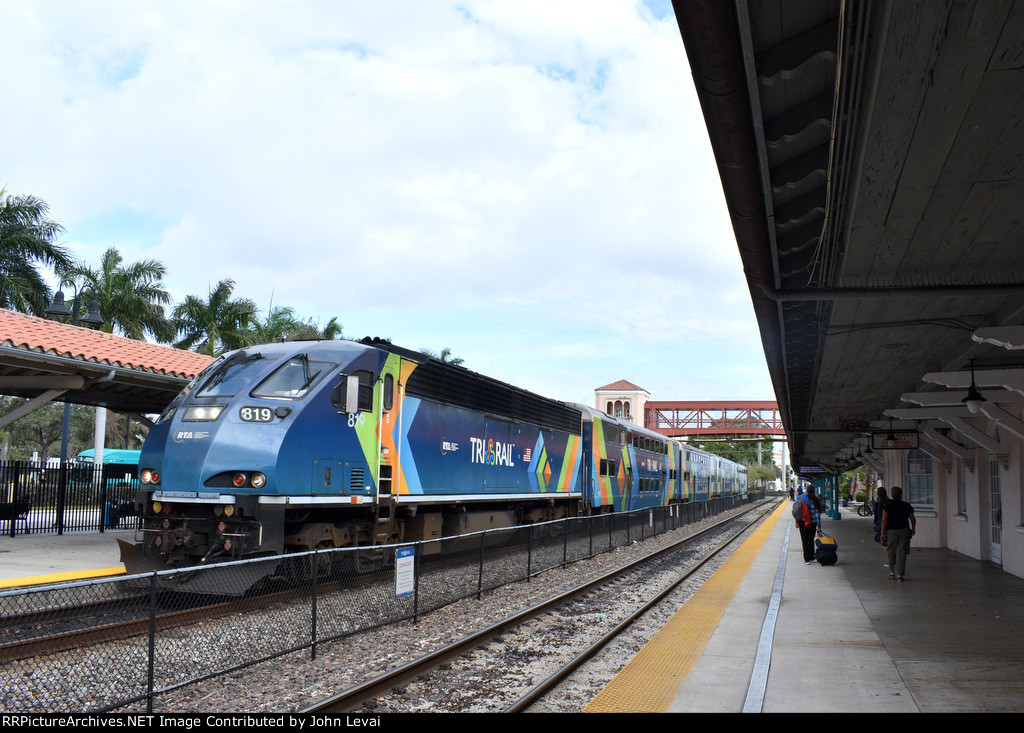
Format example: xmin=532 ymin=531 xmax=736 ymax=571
xmin=1 ymin=491 xmax=764 ymax=713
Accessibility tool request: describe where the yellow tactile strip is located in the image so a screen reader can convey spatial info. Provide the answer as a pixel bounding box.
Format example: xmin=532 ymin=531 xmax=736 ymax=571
xmin=584 ymin=501 xmax=786 ymax=712
xmin=0 ymin=567 xmax=124 ymax=590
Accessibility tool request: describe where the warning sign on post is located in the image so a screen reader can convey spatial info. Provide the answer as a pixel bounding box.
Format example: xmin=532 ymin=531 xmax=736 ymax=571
xmin=396 ymin=546 xmax=415 ymax=598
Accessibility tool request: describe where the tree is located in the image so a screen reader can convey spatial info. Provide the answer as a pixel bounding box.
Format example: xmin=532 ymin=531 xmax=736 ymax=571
xmin=172 ymin=279 xmax=258 ymax=356
xmin=248 ymin=306 xmax=301 ymax=344
xmin=0 ymin=190 xmax=71 ymax=315
xmin=748 ymin=463 xmax=781 ymax=486
xmin=0 ymin=397 xmax=96 ymax=460
xmin=697 ymin=437 xmax=776 ymax=466
xmin=419 ymin=346 xmax=464 ymax=366
xmin=56 ymin=247 xmax=175 ymax=342
xmin=247 ymin=308 xmax=344 ymax=344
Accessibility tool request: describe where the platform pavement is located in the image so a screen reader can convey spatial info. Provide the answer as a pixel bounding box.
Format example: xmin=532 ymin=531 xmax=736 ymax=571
xmin=668 ymin=501 xmax=1024 ymax=713
xmin=0 ymin=528 xmax=132 ymax=588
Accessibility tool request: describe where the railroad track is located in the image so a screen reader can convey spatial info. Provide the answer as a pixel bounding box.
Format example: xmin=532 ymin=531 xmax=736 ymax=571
xmin=299 ymin=499 xmax=779 ymax=714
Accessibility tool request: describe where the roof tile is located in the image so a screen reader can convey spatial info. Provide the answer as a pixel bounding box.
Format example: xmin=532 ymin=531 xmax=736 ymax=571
xmin=0 ymin=308 xmax=213 ymax=379
xmin=595 ymin=379 xmax=648 ymax=393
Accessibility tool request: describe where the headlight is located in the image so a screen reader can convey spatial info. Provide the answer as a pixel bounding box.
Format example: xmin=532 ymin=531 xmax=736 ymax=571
xmin=250 ymin=472 xmax=267 ymax=489
xmin=182 ymin=404 xmax=226 ymax=422
xmin=141 ymin=469 xmax=160 ymax=485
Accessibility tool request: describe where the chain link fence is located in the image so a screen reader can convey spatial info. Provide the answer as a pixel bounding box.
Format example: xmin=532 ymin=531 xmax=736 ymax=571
xmin=0 ymin=491 xmax=762 ymax=712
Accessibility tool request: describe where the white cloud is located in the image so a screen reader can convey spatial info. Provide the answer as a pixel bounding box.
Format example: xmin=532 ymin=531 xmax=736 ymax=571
xmin=2 ymin=0 xmax=774 ymax=406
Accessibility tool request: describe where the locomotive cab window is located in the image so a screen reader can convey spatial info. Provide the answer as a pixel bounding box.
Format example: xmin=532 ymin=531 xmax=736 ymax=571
xmin=197 ymin=352 xmax=265 ymax=398
xmin=251 ymin=355 xmax=336 ymax=400
xmin=331 ymin=370 xmax=374 ymax=412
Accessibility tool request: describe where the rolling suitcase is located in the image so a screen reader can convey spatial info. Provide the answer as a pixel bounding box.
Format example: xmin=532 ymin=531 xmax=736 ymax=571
xmin=814 ymin=530 xmax=838 ymax=566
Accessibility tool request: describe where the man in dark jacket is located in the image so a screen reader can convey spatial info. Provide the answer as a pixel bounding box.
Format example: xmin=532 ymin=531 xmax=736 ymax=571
xmin=881 ymin=485 xmax=915 ymax=580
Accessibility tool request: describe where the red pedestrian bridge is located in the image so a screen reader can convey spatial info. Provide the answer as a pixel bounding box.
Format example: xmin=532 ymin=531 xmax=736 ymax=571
xmin=645 ymin=401 xmax=783 ymax=439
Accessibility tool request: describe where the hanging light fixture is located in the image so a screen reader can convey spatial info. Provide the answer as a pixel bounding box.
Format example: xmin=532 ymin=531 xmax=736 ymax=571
xmin=963 ymin=358 xmax=986 ymax=414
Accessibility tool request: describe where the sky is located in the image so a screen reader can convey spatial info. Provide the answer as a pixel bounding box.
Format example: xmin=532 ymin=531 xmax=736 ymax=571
xmin=2 ymin=0 xmax=774 ymax=408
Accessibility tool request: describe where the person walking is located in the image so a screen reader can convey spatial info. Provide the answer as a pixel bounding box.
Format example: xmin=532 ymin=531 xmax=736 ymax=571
xmin=880 ymin=485 xmax=915 ymax=581
xmin=795 ymin=486 xmax=821 ymax=564
xmin=872 ymin=486 xmax=889 ymax=567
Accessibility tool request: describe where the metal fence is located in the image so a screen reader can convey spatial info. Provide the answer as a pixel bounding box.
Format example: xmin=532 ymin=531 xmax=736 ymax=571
xmin=0 ymin=459 xmax=139 ymax=537
xmin=0 ymin=491 xmax=763 ymax=713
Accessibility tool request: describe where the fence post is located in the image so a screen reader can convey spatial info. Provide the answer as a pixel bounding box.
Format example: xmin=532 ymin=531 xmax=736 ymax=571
xmin=55 ymin=459 xmax=67 ymax=535
xmin=8 ymin=462 xmax=20 ymax=538
xmin=562 ymin=518 xmax=568 ymax=568
xmin=527 ymin=525 xmax=532 ymax=581
xmin=311 ymin=549 xmax=319 ymax=661
xmin=477 ymin=531 xmax=485 ymax=599
xmin=98 ymin=464 xmax=108 ymax=534
xmin=413 ymin=542 xmax=421 ymax=624
xmin=147 ymin=571 xmax=157 ymax=714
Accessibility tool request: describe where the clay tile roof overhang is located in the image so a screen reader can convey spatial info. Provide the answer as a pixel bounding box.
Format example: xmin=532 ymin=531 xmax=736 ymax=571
xmin=595 ymin=380 xmax=648 ymax=393
xmin=0 ymin=308 xmax=213 ymax=414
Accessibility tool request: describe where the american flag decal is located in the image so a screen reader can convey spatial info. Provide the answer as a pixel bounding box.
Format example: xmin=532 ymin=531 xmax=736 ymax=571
xmin=523 ymin=447 xmax=532 ymax=462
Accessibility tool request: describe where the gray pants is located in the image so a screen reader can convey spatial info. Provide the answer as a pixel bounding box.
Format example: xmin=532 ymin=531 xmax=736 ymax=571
xmin=886 ymin=528 xmax=912 ymax=577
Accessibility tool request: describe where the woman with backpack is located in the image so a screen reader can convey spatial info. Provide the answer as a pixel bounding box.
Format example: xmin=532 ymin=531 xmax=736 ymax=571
xmin=793 ymin=487 xmax=822 ymax=564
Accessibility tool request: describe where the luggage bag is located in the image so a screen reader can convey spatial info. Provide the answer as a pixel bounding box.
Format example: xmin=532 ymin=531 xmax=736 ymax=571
xmin=814 ymin=530 xmax=838 ymax=566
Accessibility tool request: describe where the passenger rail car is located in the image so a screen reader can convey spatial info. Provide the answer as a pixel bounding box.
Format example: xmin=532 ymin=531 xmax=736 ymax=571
xmin=123 ymin=338 xmax=749 ymax=575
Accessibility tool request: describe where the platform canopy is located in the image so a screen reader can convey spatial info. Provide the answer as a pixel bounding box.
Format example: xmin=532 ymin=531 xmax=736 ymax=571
xmin=673 ymin=1 xmax=1024 ymax=475
xmin=0 ymin=308 xmax=213 ymax=420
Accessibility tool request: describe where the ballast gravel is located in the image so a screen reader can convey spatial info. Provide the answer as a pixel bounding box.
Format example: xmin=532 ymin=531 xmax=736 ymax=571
xmin=11 ymin=500 xmax=773 ymax=713
xmin=158 ymin=502 xmax=769 ymax=714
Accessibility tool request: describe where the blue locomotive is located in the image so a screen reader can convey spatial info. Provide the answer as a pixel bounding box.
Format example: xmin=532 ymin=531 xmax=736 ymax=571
xmin=121 ymin=338 xmax=747 ymax=572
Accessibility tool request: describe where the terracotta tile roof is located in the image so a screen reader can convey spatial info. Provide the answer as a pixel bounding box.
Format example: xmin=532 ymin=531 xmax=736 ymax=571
xmin=595 ymin=379 xmax=648 ymax=393
xmin=0 ymin=308 xmax=213 ymax=379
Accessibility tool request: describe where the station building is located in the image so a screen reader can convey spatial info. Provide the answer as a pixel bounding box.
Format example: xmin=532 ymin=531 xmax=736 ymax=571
xmin=594 ymin=379 xmax=649 ymax=427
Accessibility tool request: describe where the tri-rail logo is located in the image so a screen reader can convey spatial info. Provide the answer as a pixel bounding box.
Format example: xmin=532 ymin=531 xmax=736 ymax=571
xmin=469 ymin=436 xmax=516 ymax=467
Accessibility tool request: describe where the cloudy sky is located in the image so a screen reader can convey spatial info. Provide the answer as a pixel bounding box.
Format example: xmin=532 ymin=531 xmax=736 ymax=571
xmin=3 ymin=0 xmax=773 ymax=407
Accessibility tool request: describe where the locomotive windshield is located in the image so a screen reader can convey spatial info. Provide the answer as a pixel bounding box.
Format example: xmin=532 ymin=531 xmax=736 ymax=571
xmin=251 ymin=355 xmax=336 ymax=400
xmin=196 ymin=352 xmax=265 ymax=398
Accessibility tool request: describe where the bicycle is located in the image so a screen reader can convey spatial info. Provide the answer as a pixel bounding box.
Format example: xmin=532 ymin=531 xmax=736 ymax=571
xmin=857 ymin=500 xmax=874 ymax=517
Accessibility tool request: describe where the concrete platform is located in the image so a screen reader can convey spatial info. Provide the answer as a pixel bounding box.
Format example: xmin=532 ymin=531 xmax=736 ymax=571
xmin=4 ymin=503 xmax=1024 ymax=713
xmin=666 ymin=501 xmax=1024 ymax=713
xmin=0 ymin=528 xmax=131 ymax=588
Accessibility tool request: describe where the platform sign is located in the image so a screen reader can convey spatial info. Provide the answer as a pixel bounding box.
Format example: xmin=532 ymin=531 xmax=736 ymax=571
xmin=395 ymin=546 xmax=415 ymax=598
xmin=870 ymin=431 xmax=919 ymax=450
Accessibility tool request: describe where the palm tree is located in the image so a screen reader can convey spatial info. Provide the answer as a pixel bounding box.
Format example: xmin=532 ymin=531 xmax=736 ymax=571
xmin=247 ymin=307 xmax=344 ymax=344
xmin=57 ymin=247 xmax=175 ymax=342
xmin=172 ymin=279 xmax=258 ymax=356
xmin=419 ymin=347 xmax=464 ymax=366
xmin=248 ymin=306 xmax=301 ymax=343
xmin=0 ymin=190 xmax=71 ymax=315
xmin=286 ymin=315 xmax=344 ymax=342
